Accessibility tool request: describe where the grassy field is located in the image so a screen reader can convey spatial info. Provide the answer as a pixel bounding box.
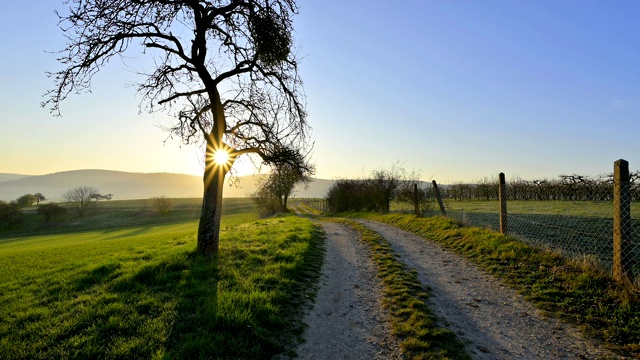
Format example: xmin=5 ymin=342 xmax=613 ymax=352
xmin=6 ymin=198 xmax=257 ymax=236
xmin=393 ymin=198 xmax=640 ymax=217
xmin=364 ymin=213 xmax=640 ymax=357
xmin=0 ymin=199 xmax=324 ymax=359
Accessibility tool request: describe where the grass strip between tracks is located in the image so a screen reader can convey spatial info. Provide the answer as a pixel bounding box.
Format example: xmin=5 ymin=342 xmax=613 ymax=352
xmin=333 ymin=218 xmax=470 ymax=360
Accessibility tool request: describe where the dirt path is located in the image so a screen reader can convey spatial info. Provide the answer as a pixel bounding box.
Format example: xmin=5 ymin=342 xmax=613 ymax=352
xmin=288 ymin=220 xmax=404 ymax=359
xmin=359 ymin=220 xmax=620 ymax=360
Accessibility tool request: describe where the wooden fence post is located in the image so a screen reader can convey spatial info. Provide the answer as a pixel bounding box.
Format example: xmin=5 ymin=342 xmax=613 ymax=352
xmin=413 ymin=183 xmax=421 ymax=217
xmin=613 ymin=159 xmax=632 ymax=283
xmin=499 ymin=172 xmax=507 ymax=234
xmin=432 ymin=180 xmax=447 ymax=216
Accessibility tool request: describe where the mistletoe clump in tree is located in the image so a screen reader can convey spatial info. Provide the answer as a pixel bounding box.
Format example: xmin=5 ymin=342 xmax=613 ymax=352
xmin=43 ymin=0 xmax=312 ymax=257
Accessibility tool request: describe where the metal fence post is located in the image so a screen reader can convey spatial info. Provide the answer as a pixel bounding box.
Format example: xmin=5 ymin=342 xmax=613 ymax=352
xmin=499 ymin=172 xmax=507 ymax=234
xmin=613 ymin=159 xmax=632 ymax=283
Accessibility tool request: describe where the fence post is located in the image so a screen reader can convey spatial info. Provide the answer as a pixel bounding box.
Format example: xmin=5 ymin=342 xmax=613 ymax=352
xmin=413 ymin=183 xmax=421 ymax=217
xmin=432 ymin=180 xmax=447 ymax=216
xmin=613 ymin=159 xmax=632 ymax=283
xmin=499 ymin=172 xmax=507 ymax=234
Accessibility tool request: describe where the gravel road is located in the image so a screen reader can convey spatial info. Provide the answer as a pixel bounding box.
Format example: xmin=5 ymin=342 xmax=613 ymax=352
xmin=287 ymin=211 xmax=622 ymax=359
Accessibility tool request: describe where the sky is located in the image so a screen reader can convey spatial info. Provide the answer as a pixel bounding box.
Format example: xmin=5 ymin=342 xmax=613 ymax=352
xmin=1 ymin=1 xmax=640 ymax=184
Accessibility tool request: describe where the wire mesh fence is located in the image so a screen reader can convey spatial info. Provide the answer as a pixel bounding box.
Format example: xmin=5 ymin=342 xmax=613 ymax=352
xmin=443 ymin=202 xmax=640 ymax=281
xmin=433 ymin=164 xmax=640 ymax=286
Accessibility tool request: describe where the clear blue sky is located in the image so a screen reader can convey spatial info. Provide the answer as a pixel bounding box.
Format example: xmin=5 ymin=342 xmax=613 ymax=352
xmin=1 ymin=1 xmax=640 ymax=183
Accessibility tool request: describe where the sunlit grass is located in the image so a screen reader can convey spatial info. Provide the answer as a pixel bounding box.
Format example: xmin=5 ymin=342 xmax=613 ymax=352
xmin=0 ymin=209 xmax=324 ymax=359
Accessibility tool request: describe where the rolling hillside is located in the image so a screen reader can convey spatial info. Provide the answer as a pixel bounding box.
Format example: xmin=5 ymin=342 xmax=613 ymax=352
xmin=0 ymin=169 xmax=333 ymax=201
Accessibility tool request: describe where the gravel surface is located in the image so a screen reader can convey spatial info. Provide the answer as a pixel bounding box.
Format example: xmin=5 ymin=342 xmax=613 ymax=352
xmin=359 ymin=220 xmax=622 ymax=360
xmin=289 ymin=220 xmax=404 ymax=359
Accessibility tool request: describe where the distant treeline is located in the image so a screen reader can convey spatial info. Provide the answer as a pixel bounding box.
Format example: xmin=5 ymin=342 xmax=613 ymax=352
xmin=443 ymin=172 xmax=640 ymax=201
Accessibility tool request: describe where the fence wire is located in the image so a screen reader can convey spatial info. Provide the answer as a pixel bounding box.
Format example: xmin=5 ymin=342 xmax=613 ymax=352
xmin=439 ymin=184 xmax=640 ymax=285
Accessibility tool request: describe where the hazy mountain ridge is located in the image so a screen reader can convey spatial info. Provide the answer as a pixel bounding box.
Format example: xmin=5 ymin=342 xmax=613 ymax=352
xmin=0 ymin=174 xmax=33 ymax=183
xmin=0 ymin=169 xmax=333 ymax=202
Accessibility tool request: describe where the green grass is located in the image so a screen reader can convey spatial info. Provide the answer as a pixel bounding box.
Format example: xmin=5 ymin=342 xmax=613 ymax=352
xmin=0 ymin=200 xmax=324 ymax=359
xmin=2 ymin=198 xmax=257 ymax=237
xmin=364 ymin=213 xmax=640 ymax=358
xmin=331 ymin=218 xmax=469 ymax=360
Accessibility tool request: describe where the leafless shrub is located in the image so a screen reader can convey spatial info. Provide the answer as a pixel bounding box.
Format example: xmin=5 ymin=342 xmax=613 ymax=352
xmin=150 ymin=196 xmax=173 ymax=214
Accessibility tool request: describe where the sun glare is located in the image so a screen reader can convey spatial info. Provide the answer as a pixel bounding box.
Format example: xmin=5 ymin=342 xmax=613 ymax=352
xmin=213 ymin=149 xmax=230 ymax=165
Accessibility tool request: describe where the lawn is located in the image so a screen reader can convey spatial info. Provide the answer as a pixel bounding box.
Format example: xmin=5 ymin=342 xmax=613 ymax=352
xmin=0 ymin=199 xmax=324 ymax=359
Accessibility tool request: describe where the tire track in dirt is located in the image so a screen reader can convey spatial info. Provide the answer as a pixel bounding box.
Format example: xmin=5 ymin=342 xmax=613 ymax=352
xmin=359 ymin=219 xmax=620 ymax=360
xmin=288 ymin=220 xmax=403 ymax=359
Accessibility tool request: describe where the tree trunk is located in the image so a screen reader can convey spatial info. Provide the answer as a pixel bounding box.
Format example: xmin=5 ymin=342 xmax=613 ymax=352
xmin=197 ymin=158 xmax=226 ymax=257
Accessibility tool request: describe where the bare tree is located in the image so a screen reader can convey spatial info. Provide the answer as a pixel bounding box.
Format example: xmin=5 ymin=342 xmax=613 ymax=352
xmin=63 ymin=186 xmax=99 ymax=216
xmin=34 ymin=193 xmax=46 ymax=205
xmin=43 ymin=1 xmax=311 ymax=256
xmin=396 ymin=170 xmax=433 ymax=217
xmin=261 ymin=160 xmax=314 ymax=210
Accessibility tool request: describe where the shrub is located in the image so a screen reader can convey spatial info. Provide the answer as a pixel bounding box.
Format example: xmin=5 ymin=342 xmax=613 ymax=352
xmin=0 ymin=201 xmax=23 ymax=228
xmin=16 ymin=194 xmax=37 ymax=208
xmin=150 ymin=196 xmax=173 ymax=214
xmin=326 ymin=165 xmax=403 ymax=213
xmin=396 ymin=182 xmax=433 ymax=216
xmin=37 ymin=203 xmax=67 ymax=225
xmin=252 ymin=185 xmax=282 ymax=217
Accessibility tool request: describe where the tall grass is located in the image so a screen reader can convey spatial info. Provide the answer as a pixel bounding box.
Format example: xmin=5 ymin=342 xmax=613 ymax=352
xmin=0 ymin=202 xmax=323 ymax=359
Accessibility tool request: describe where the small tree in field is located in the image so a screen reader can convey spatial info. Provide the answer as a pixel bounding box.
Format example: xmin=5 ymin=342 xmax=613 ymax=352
xmin=253 ymin=161 xmax=313 ymax=215
xmin=63 ymin=186 xmax=99 ymax=216
xmin=151 ymin=196 xmax=173 ymax=214
xmin=34 ymin=193 xmax=46 ymax=205
xmin=44 ymin=1 xmax=311 ymax=257
xmin=16 ymin=194 xmax=37 ymax=208
xmin=37 ymin=203 xmax=67 ymax=225
xmin=252 ymin=183 xmax=281 ymax=217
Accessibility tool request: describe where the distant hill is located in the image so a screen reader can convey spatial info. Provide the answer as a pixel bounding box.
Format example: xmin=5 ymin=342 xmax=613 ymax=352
xmin=0 ymin=169 xmax=333 ymax=202
xmin=0 ymin=173 xmax=33 ymax=183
